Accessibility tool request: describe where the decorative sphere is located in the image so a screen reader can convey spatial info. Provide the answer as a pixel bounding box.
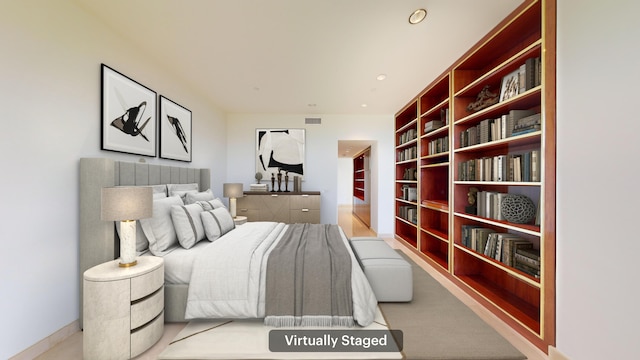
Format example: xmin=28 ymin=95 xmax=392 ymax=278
xmin=501 ymin=194 xmax=536 ymax=224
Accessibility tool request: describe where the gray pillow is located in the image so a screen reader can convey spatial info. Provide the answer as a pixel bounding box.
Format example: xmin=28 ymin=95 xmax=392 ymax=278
xmin=140 ymin=196 xmax=183 ymax=256
xmin=167 ymin=183 xmax=199 ymax=202
xmin=201 ymin=207 xmax=236 ymax=241
xmin=196 ymin=198 xmax=226 ymax=211
xmin=171 ymin=203 xmax=206 ymax=249
xmin=185 ymin=189 xmax=214 ymax=204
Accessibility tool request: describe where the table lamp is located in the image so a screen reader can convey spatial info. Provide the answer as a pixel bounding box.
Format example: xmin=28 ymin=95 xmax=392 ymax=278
xmin=101 ymin=186 xmax=153 ymax=267
xmin=223 ymin=183 xmax=243 ymax=218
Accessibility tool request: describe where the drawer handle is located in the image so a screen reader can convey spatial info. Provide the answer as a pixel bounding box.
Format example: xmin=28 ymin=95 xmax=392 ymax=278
xmin=271 ymin=194 xmax=278 ymax=197
xmin=239 ymin=209 xmax=248 ymax=212
xmin=302 ymin=208 xmax=309 ymax=212
xmin=302 ymin=194 xmax=309 ymax=197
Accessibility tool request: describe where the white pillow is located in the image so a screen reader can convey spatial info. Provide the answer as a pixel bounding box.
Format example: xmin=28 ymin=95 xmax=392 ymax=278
xmin=140 ymin=196 xmax=183 ymax=256
xmin=171 ymin=203 xmax=206 ymax=249
xmin=201 ymin=207 xmax=236 ymax=241
xmin=197 ymin=198 xmax=226 ymax=211
xmin=185 ymin=189 xmax=214 ymax=204
xmin=167 ymin=183 xmax=199 ymax=202
xmin=150 ymin=184 xmax=168 ymax=198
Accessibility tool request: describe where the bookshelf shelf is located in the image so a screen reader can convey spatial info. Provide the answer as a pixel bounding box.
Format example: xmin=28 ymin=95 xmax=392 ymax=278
xmin=393 ymin=0 xmax=555 ymax=351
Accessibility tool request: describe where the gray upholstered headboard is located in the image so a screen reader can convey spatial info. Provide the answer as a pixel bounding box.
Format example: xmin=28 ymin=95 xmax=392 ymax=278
xmin=79 ymin=157 xmax=210 ymax=327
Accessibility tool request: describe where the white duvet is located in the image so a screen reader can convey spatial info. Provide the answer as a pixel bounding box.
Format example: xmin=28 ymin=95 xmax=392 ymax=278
xmin=184 ymin=222 xmax=378 ymax=326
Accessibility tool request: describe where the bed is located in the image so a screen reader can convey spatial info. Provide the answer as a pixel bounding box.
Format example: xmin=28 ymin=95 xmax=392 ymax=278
xmin=79 ymin=157 xmax=377 ymax=329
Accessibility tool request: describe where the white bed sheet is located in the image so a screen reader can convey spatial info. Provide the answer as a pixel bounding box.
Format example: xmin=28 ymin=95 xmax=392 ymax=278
xmin=142 ymin=239 xmax=211 ymax=285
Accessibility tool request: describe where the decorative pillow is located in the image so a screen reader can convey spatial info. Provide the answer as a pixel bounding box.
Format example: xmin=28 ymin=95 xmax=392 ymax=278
xmin=167 ymin=183 xmax=199 ymax=202
xmin=201 ymin=207 xmax=236 ymax=241
xmin=150 ymin=184 xmax=168 ymax=199
xmin=196 ymin=198 xmax=226 ymax=211
xmin=139 ymin=195 xmax=184 ymax=256
xmin=185 ymin=189 xmax=215 ymax=204
xmin=171 ymin=203 xmax=206 ymax=249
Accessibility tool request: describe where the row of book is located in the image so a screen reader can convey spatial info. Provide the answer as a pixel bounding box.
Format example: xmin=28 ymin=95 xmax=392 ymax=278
xmin=458 ymin=150 xmax=541 ymax=182
xmin=471 ymin=191 xmax=537 ymax=225
xmin=398 ymin=128 xmax=417 ymax=145
xmin=398 ymin=205 xmax=417 ymax=224
xmin=397 ymin=146 xmax=417 ymax=162
xmin=518 ymin=56 xmax=542 ymax=94
xmin=427 ymin=135 xmax=449 ymax=155
xmin=459 ymin=110 xmax=540 ymax=148
xmin=461 ymin=225 xmax=540 ymax=278
xmin=249 ymin=183 xmax=268 ymax=191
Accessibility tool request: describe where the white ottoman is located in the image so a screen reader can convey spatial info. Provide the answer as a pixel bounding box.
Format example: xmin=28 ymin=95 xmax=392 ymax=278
xmin=350 ymin=237 xmax=413 ymax=302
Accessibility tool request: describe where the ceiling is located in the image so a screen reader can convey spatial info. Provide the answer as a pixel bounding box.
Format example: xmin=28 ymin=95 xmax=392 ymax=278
xmin=74 ymin=0 xmax=522 ymax=115
xmin=74 ymin=0 xmax=523 ymax=156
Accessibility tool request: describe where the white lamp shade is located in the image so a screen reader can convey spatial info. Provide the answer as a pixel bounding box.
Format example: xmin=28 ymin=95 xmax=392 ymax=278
xmin=101 ymin=186 xmax=153 ymax=221
xmin=223 ymin=183 xmax=243 ymax=198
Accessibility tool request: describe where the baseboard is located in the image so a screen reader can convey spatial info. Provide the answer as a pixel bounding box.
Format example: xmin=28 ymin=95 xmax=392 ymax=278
xmin=549 ymin=346 xmax=571 ymax=360
xmin=9 ymin=320 xmax=79 ymax=360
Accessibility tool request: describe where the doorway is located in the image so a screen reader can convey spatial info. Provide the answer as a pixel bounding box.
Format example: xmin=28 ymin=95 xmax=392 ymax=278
xmin=337 ymin=140 xmax=375 ymax=237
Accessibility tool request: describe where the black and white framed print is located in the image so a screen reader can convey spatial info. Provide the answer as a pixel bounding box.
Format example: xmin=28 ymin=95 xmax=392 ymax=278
xmin=159 ymin=95 xmax=192 ymax=162
xmin=101 ymin=64 xmax=157 ymax=157
xmin=256 ymin=128 xmax=305 ymax=180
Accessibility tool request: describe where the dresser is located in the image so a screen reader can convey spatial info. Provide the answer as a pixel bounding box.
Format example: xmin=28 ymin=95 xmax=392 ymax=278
xmin=83 ymin=256 xmax=164 ymax=359
xmin=236 ymin=191 xmax=321 ymax=223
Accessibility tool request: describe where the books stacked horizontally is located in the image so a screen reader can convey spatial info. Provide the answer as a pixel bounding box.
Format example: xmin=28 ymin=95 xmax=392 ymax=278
xmin=249 ymin=183 xmax=268 ymax=192
xmin=459 ymin=109 xmax=541 ymax=148
xmin=460 ymin=225 xmax=540 ymax=278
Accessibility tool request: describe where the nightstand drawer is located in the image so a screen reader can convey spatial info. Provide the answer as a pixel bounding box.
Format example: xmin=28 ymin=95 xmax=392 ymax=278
xmin=131 ymin=311 xmax=164 ymax=358
xmin=131 ymin=287 xmax=164 ymax=329
xmin=131 ymin=264 xmax=163 ymax=300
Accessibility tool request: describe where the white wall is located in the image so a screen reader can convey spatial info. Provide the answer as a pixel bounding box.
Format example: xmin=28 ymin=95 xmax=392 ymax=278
xmin=226 ymin=114 xmax=394 ymax=236
xmin=0 ymin=1 xmax=227 ymax=358
xmin=337 ymin=157 xmax=353 ymax=205
xmin=556 ymin=1 xmax=640 ymax=359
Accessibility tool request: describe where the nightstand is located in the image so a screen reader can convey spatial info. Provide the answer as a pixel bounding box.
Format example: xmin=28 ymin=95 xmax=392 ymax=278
xmin=83 ymin=256 xmax=164 ymax=359
xmin=233 ymin=215 xmax=248 ymax=225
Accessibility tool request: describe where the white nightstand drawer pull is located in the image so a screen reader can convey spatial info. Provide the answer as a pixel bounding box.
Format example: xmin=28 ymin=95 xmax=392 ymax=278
xmin=302 ymin=194 xmax=309 ymax=197
xmin=271 ymin=194 xmax=278 ymax=197
xmin=302 ymin=208 xmax=309 ymax=212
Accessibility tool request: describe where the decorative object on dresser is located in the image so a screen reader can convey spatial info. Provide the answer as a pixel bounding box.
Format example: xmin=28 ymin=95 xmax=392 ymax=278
xmin=101 ymin=186 xmax=152 ymax=267
xmin=256 ymin=128 xmax=305 ymax=181
xmin=101 ymin=64 xmax=157 ymax=157
xmin=159 ymin=95 xmax=192 ymax=162
xmin=254 ymin=171 xmax=263 ymax=183
xmin=83 ymin=256 xmax=164 ymax=360
xmin=223 ymin=183 xmax=243 ymax=218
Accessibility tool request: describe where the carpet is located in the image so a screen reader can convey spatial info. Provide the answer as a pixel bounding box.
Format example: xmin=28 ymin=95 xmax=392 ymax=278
xmin=378 ymin=251 xmax=527 ymax=360
xmin=158 ymin=307 xmax=402 ymax=359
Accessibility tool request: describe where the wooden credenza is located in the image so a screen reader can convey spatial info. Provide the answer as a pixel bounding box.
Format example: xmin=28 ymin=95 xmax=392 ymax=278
xmin=236 ymin=191 xmax=321 ymax=224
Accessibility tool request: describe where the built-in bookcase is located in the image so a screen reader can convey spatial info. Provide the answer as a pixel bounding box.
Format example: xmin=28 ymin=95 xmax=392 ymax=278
xmin=393 ymin=0 xmax=555 ymax=351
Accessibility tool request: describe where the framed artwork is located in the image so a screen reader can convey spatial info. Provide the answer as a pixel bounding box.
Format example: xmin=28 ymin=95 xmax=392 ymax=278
xmin=256 ymin=129 xmax=305 ymax=181
xmin=159 ymin=95 xmax=192 ymax=162
xmin=499 ymin=68 xmax=521 ymax=102
xmin=101 ymin=64 xmax=157 ymax=157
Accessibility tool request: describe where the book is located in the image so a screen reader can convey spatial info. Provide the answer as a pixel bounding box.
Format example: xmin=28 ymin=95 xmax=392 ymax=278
xmin=511 ymin=126 xmax=541 ymax=136
xmin=506 ymin=109 xmax=535 ymax=137
xmin=531 ymin=150 xmax=540 ymax=182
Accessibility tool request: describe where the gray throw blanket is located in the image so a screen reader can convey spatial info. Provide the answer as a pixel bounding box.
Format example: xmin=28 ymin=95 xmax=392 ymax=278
xmin=264 ymin=224 xmax=354 ymax=327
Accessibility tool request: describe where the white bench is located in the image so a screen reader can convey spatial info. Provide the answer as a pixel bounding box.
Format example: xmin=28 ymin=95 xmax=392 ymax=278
xmin=350 ymin=237 xmax=413 ymax=302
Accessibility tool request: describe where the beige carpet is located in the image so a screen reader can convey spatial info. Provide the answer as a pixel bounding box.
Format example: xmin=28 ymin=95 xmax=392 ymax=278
xmin=378 ymin=252 xmax=527 ymax=360
xmin=158 ymin=307 xmax=402 ymax=359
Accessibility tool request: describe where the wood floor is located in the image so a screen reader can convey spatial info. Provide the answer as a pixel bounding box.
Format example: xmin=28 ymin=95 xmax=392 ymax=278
xmin=26 ymin=206 xmax=548 ymax=360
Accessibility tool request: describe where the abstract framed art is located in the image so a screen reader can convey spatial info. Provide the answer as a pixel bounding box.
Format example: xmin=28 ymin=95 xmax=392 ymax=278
xmin=159 ymin=95 xmax=192 ymax=162
xmin=101 ymin=64 xmax=157 ymax=157
xmin=256 ymin=128 xmax=305 ymax=181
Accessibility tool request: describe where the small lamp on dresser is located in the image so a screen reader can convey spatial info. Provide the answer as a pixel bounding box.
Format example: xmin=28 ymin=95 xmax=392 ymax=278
xmin=101 ymin=186 xmax=153 ymax=267
xmin=223 ymin=183 xmax=243 ymax=218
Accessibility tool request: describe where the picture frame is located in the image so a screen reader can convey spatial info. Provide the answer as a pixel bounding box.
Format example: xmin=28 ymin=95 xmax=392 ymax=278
xmin=499 ymin=68 xmax=521 ymax=102
xmin=101 ymin=64 xmax=157 ymax=157
xmin=256 ymin=128 xmax=305 ymax=181
xmin=159 ymin=95 xmax=192 ymax=162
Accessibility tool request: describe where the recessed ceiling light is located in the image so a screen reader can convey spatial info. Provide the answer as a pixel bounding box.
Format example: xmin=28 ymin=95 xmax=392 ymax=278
xmin=361 ymin=104 xmax=368 ymax=108
xmin=376 ymin=74 xmax=387 ymax=81
xmin=409 ymin=8 xmax=427 ymax=24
